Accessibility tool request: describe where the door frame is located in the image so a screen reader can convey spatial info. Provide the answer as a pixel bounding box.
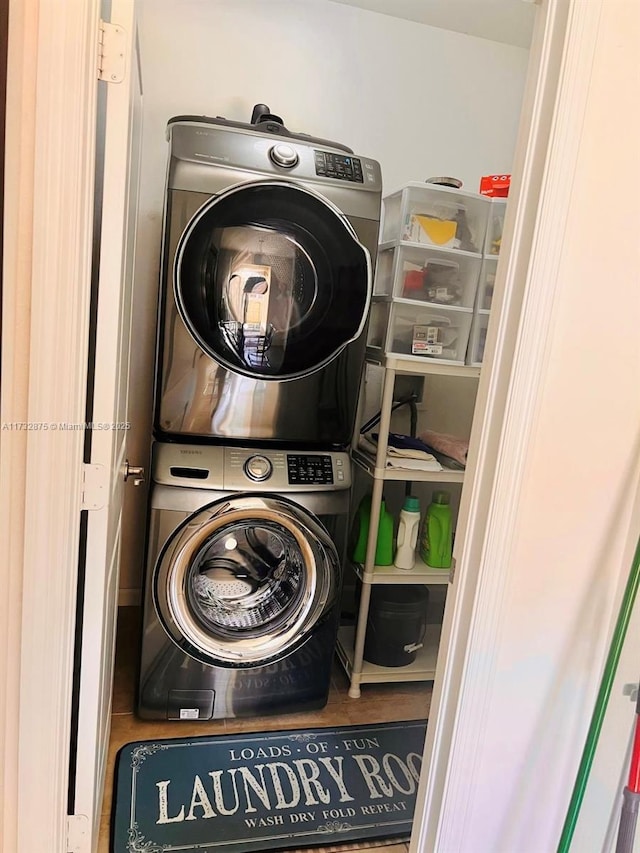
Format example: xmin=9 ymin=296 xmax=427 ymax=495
xmin=1 ymin=1 xmax=101 ymax=851
xmin=0 ymin=1 xmax=612 ymax=851
xmin=412 ymin=0 xmax=608 ymax=848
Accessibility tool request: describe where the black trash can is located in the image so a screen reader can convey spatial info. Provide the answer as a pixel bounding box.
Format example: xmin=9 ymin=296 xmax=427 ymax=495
xmin=364 ymin=585 xmax=429 ymax=667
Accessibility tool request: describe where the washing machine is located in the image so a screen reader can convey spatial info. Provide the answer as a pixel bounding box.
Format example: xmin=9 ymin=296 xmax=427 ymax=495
xmin=138 ymin=442 xmax=351 ymax=720
xmin=155 ymin=108 xmax=383 ymax=447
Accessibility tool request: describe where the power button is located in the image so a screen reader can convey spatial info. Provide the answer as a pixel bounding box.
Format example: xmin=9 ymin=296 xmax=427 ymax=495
xmin=269 ymin=144 xmax=299 ymax=168
xmin=243 ymin=455 xmax=273 ymax=482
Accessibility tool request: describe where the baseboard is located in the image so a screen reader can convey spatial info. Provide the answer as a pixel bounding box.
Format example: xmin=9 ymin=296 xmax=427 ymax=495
xmin=118 ymin=588 xmax=141 ymax=607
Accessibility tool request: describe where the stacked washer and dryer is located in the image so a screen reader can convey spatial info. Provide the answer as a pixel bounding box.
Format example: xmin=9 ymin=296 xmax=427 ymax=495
xmin=138 ymin=107 xmax=382 ymax=721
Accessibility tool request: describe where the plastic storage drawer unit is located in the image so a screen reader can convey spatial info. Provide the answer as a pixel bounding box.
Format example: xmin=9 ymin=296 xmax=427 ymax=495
xmin=387 ymin=302 xmax=473 ymax=364
xmin=366 ymin=299 xmax=391 ymax=351
xmin=467 ymin=311 xmax=490 ymax=365
xmin=381 ymin=183 xmax=490 ymax=255
xmin=374 ymin=243 xmax=482 ymax=310
xmin=477 ymin=256 xmax=498 ymax=311
xmin=485 ymin=198 xmax=507 ymax=256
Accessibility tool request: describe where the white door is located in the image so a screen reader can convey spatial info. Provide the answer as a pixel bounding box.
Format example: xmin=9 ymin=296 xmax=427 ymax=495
xmin=70 ymin=2 xmax=143 ymax=848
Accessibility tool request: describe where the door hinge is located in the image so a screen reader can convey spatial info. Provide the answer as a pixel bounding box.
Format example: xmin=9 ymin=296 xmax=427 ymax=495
xmin=66 ymin=814 xmax=89 ymax=853
xmin=81 ymin=463 xmax=106 ymax=511
xmin=449 ymin=557 xmax=457 ymax=584
xmin=98 ymin=20 xmax=127 ymax=83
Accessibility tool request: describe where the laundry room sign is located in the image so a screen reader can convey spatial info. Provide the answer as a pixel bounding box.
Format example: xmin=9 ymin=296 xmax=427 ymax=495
xmin=112 ymin=720 xmax=427 ymax=852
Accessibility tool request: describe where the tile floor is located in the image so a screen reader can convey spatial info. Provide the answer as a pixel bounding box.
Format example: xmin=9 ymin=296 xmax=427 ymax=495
xmin=99 ymin=607 xmax=432 ymax=853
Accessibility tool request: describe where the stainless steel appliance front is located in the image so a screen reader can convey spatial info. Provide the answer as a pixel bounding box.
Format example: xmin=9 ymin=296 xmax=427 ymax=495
xmin=138 ymin=443 xmax=351 ymax=720
xmin=154 ymin=120 xmax=382 ymax=446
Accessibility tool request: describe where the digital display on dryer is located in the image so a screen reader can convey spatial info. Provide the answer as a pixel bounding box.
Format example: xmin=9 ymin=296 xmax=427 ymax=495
xmin=287 ymin=455 xmax=334 ymax=485
xmin=314 ymin=151 xmax=363 ymax=182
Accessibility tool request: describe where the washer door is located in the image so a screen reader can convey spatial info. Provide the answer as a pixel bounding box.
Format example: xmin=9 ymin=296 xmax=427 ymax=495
xmin=154 ymin=494 xmax=340 ymax=666
xmin=174 ymin=180 xmax=372 ymax=380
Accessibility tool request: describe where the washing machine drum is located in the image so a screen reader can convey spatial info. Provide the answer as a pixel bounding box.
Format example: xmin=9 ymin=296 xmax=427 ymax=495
xmin=154 ymin=495 xmax=340 ymax=667
xmin=173 ymin=180 xmax=372 ymax=380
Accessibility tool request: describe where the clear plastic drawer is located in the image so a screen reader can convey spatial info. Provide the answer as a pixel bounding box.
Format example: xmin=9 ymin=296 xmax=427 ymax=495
xmin=467 ymin=311 xmax=490 ymax=365
xmin=366 ymin=299 xmax=391 ymax=352
xmin=477 ymin=257 xmax=498 ymax=311
xmin=390 ymin=244 xmax=482 ymax=309
xmin=485 ymin=198 xmax=507 ymax=256
xmin=386 ymin=302 xmax=473 ymax=364
xmin=373 ymin=246 xmax=395 ymax=296
xmin=381 ymin=183 xmax=489 ymax=255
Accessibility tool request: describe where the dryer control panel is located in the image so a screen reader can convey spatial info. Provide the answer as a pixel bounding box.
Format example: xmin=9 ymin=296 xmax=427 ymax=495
xmin=167 ymin=121 xmax=383 ymax=195
xmin=314 ymin=150 xmax=363 ymax=183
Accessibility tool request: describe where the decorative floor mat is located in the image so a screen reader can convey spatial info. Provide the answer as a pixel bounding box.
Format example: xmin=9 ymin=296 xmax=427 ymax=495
xmin=287 ymin=839 xmax=407 ymax=852
xmin=112 ymin=720 xmax=426 ymax=852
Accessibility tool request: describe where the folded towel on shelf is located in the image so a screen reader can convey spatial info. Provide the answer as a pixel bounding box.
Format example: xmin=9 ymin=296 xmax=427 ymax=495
xmin=360 ymin=434 xmax=443 ymax=472
xmin=419 ymin=429 xmax=469 ymax=468
xmin=379 ymin=432 xmax=436 ymax=456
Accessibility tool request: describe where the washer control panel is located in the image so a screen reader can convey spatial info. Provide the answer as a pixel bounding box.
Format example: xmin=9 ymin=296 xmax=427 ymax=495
xmin=287 ymin=454 xmax=334 ymax=485
xmin=314 ymin=150 xmax=363 ymax=182
xmin=226 ymin=448 xmax=350 ymax=491
xmin=153 ymin=444 xmax=351 ymax=492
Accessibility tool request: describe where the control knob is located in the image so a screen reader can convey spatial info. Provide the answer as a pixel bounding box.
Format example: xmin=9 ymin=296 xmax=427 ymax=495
xmin=244 ymin=455 xmax=273 ymax=482
xmin=269 ymin=143 xmax=299 ymax=168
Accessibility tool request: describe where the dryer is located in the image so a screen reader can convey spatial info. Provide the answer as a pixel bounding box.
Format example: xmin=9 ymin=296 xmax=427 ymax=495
xmin=138 ymin=442 xmax=350 ymax=720
xmin=155 ymin=111 xmax=382 ymax=447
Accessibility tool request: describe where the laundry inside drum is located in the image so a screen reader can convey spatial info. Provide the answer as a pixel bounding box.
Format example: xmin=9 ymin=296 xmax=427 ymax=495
xmin=187 ymin=521 xmax=307 ymax=634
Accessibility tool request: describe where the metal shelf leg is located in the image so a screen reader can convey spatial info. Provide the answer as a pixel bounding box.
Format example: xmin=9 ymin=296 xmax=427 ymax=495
xmin=348 ymin=368 xmax=396 ymax=699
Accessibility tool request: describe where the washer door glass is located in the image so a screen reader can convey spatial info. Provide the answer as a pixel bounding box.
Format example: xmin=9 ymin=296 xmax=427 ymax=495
xmin=174 ymin=180 xmax=371 ymax=380
xmin=154 ymin=495 xmax=340 ymax=666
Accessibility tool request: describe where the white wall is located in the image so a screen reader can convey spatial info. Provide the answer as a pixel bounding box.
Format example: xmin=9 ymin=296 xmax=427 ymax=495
xmin=137 ymin=0 xmax=528 ymax=195
xmin=119 ymin=0 xmax=529 ymax=596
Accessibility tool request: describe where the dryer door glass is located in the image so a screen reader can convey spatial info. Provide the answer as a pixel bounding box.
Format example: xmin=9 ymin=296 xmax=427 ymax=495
xmin=154 ymin=495 xmax=340 ymax=666
xmin=174 ymin=181 xmax=371 ymax=380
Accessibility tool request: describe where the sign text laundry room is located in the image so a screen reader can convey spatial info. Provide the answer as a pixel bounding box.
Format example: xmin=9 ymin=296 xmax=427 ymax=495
xmin=112 ymin=720 xmax=427 ymax=852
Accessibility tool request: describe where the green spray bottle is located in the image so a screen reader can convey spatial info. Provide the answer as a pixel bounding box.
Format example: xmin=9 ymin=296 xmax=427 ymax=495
xmin=420 ymin=490 xmax=453 ymax=568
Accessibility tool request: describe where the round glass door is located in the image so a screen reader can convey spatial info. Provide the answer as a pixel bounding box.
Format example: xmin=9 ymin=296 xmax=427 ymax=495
xmin=154 ymin=495 xmax=339 ymax=666
xmin=174 ymin=180 xmax=371 ymax=380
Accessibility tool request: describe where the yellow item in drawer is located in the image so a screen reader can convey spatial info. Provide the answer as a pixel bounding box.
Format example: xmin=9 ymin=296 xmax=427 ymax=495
xmin=404 ymin=214 xmax=458 ymax=247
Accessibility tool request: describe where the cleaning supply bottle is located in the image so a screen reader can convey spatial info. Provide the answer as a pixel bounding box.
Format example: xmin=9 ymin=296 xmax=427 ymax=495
xmin=351 ymin=495 xmax=394 ymax=566
xmin=375 ymin=500 xmax=394 ymax=566
xmin=351 ymin=495 xmax=371 ymax=563
xmin=420 ymin=491 xmax=453 ymax=568
xmin=393 ymin=496 xmax=421 ymax=570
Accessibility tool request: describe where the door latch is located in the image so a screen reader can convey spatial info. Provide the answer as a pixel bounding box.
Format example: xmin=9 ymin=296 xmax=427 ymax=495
xmin=123 ymin=460 xmax=145 ymax=486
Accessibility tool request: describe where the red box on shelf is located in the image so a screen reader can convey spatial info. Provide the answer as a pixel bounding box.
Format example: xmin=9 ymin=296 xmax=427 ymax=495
xmin=479 ymin=175 xmax=511 ymax=197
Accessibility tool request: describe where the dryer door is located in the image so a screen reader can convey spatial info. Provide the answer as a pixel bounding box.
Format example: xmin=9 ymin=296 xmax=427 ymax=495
xmin=154 ymin=494 xmax=340 ymax=666
xmin=173 ymin=179 xmax=372 ymax=380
